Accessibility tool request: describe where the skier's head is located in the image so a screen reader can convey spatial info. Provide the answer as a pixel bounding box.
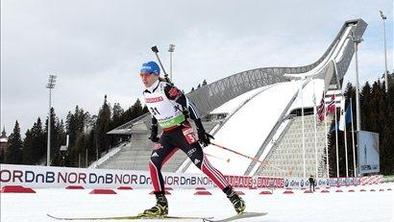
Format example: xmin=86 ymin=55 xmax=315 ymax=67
xmin=140 ymin=61 xmax=160 ymax=76
xmin=140 ymin=61 xmax=160 ymax=88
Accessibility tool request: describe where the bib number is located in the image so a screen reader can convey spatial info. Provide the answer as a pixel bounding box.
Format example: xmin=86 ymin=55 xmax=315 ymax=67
xmin=150 ymin=107 xmax=161 ymax=115
xmin=182 ymin=127 xmax=198 ymax=144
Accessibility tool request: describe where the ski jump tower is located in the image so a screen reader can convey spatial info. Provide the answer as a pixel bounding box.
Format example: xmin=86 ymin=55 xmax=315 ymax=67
xmin=105 ymin=19 xmax=367 ymax=177
xmin=186 ymin=19 xmax=367 ymax=117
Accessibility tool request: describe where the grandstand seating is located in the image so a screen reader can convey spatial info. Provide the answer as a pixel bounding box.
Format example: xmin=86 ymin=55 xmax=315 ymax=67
xmin=256 ymin=114 xmax=333 ymax=178
xmin=97 ymin=120 xmax=219 ymax=171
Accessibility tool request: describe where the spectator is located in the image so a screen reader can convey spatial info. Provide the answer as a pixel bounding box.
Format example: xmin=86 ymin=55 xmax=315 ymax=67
xmin=308 ymin=175 xmax=316 ymax=192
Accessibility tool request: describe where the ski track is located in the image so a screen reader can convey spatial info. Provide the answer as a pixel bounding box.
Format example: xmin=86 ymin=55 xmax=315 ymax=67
xmin=1 ymin=183 xmax=393 ymax=222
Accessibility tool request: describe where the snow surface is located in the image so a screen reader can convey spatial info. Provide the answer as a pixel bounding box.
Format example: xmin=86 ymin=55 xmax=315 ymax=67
xmin=185 ymin=81 xmax=302 ymax=175
xmin=289 ymin=79 xmax=325 ymax=110
xmin=1 ymin=183 xmax=393 ymax=222
xmin=185 ymin=79 xmax=327 ymax=176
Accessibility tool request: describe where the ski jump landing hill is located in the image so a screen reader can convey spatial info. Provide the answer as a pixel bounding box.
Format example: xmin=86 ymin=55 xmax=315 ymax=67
xmin=102 ymin=19 xmax=367 ymax=179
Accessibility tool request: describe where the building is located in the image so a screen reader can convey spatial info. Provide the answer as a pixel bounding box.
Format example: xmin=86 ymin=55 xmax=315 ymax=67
xmin=0 ymin=127 xmax=8 ymax=153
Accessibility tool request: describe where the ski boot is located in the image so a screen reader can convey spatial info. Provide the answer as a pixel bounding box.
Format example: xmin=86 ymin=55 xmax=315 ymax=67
xmin=225 ymin=188 xmax=246 ymax=214
xmin=139 ymin=193 xmax=168 ymax=218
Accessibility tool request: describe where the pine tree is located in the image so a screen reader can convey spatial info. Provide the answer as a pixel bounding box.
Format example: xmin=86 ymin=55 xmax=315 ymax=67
xmin=66 ymin=111 xmax=77 ymax=148
xmin=0 ymin=127 xmax=5 ymax=163
xmin=360 ymin=82 xmax=371 ymax=131
xmin=0 ymin=149 xmax=4 ymax=163
xmin=23 ymin=129 xmax=34 ymax=164
xmin=74 ymin=133 xmax=87 ymax=167
xmin=122 ymin=99 xmax=146 ymax=124
xmin=44 ymin=108 xmax=65 ymax=166
xmin=369 ymin=81 xmax=385 ymax=133
xmin=380 ymin=74 xmax=394 ymax=174
xmin=112 ymin=103 xmax=124 ymax=126
xmin=132 ymin=99 xmax=144 ymax=117
xmin=5 ymin=121 xmax=23 ymax=164
xmin=105 ymin=99 xmax=149 ymax=147
xmin=65 ymin=106 xmax=91 ymax=166
xmin=22 ymin=118 xmax=46 ymax=165
xmin=85 ymin=129 xmax=96 ymax=166
xmin=95 ymin=95 xmax=111 ymax=158
xmin=342 ymin=78 xmax=394 ymax=175
xmin=32 ymin=118 xmax=46 ymax=164
xmin=52 ymin=119 xmax=66 ymax=166
xmin=66 ymin=106 xmax=87 ymax=148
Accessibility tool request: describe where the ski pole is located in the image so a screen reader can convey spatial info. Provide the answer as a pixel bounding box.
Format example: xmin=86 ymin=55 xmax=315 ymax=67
xmin=210 ymin=142 xmax=290 ymax=173
xmin=205 ymin=152 xmax=231 ymax=163
xmin=151 ymin=46 xmax=171 ymax=83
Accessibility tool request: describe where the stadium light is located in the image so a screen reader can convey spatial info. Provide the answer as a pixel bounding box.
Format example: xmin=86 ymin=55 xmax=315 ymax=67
xmin=168 ymin=44 xmax=175 ymax=81
xmin=379 ymin=10 xmax=389 ymax=93
xmin=46 ymin=74 xmax=57 ymax=166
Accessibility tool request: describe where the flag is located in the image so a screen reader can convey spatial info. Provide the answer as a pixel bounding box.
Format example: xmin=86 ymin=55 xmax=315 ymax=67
xmin=339 ymin=103 xmax=352 ymax=131
xmin=327 ymin=94 xmax=336 ymax=114
xmin=339 ymin=98 xmax=346 ymax=131
xmin=317 ymin=92 xmax=325 ymax=121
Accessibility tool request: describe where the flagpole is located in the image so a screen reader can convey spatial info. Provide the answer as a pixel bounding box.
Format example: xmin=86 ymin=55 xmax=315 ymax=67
xmin=344 ymin=122 xmax=349 ymax=177
xmin=343 ymin=98 xmax=349 ymax=178
xmin=301 ymin=78 xmax=306 ymax=178
xmin=335 ymin=101 xmax=339 ymax=178
xmin=350 ymin=98 xmax=357 ymax=177
xmin=324 ymin=92 xmax=329 ymax=177
xmin=313 ymin=81 xmax=318 ymax=178
xmin=352 ymin=31 xmax=362 ymax=132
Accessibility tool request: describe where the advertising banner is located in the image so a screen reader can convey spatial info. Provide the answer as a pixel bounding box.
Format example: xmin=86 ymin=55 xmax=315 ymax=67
xmin=283 ymin=177 xmax=361 ymax=189
xmin=0 ymin=164 xmax=285 ymax=189
xmin=0 ymin=164 xmax=214 ymax=189
xmin=0 ymin=164 xmax=371 ymax=189
xmin=357 ymin=131 xmax=380 ymax=174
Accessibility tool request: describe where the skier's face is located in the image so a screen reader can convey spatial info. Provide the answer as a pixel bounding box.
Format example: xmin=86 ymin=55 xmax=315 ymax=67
xmin=140 ymin=73 xmax=158 ymax=88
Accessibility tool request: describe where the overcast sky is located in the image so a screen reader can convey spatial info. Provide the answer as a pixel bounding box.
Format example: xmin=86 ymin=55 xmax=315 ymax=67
xmin=1 ymin=0 xmax=393 ymax=135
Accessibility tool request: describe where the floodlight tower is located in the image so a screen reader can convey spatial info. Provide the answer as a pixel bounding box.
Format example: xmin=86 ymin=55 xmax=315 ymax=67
xmin=46 ymin=74 xmax=56 ymax=166
xmin=379 ymin=10 xmax=389 ymax=93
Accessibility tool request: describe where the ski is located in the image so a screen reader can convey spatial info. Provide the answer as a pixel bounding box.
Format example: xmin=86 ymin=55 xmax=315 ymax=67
xmin=203 ymin=212 xmax=267 ymax=222
xmin=47 ymin=213 xmax=212 ymax=221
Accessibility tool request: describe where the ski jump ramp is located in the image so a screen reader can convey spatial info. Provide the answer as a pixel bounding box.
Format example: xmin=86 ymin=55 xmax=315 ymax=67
xmin=179 ymin=19 xmax=367 ymax=176
xmin=106 ymin=19 xmax=367 ymax=176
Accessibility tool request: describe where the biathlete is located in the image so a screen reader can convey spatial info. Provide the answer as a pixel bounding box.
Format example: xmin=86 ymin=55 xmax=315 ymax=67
xmin=138 ymin=61 xmax=245 ymax=217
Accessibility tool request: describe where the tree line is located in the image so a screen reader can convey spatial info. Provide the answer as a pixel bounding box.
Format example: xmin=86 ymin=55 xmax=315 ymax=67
xmin=0 ymin=96 xmax=148 ymax=167
xmin=327 ymin=73 xmax=394 ymax=176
